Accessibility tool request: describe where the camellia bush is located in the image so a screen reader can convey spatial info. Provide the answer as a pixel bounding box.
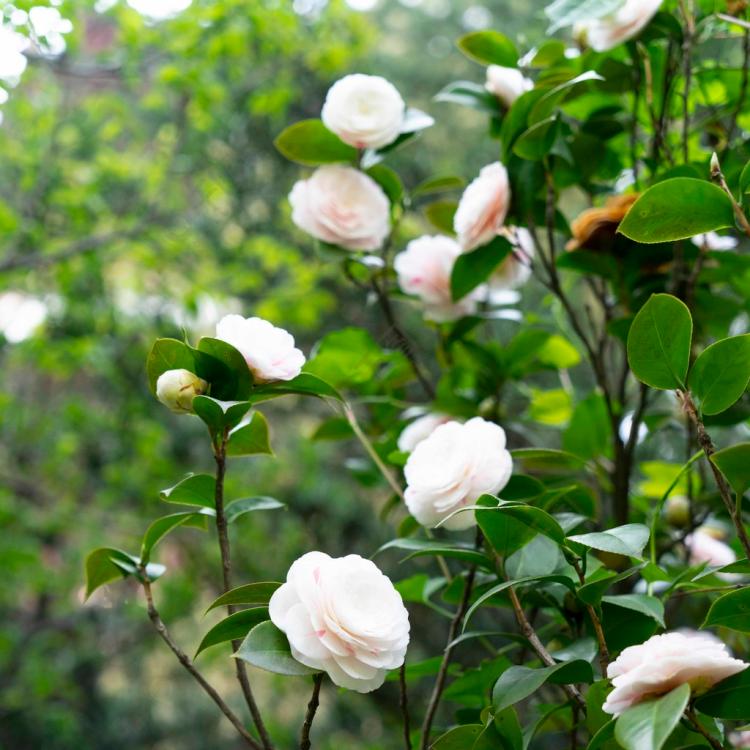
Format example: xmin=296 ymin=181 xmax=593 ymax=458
xmin=85 ymin=0 xmax=750 ymax=747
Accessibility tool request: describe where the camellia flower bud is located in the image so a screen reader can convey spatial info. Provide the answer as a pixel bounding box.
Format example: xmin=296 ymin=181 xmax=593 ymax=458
xmin=664 ymin=495 xmax=690 ymax=528
xmin=485 ymin=65 xmax=532 ymax=108
xmin=155 ymin=369 xmax=208 ymax=414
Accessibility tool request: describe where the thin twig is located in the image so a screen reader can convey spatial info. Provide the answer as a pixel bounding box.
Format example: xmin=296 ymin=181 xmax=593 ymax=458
xmin=679 ymin=0 xmax=695 ymax=163
xmin=685 ymin=707 xmax=723 ymax=750
xmin=718 ymin=12 xmax=750 ymax=30
xmin=678 ymin=391 xmax=750 ymax=559
xmin=299 ymin=673 xmax=323 ymax=750
xmin=212 ymin=430 xmax=274 ymax=750
xmin=139 ymin=577 xmax=260 ymax=748
xmin=399 ymin=662 xmax=412 ymax=750
xmin=420 ymin=564 xmax=477 ymax=749
xmin=728 ymin=26 xmax=750 ymax=143
xmin=710 ymin=153 xmax=750 ymax=237
xmin=571 ymin=559 xmax=610 ymax=676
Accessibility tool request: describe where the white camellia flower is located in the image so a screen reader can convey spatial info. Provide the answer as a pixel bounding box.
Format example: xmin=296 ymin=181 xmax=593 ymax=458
xmin=575 ymin=0 xmax=663 ymax=52
xmin=394 ymin=235 xmax=484 ymax=322
xmin=602 ymin=631 xmax=747 ymax=715
xmin=155 ymin=369 xmax=208 ymax=414
xmin=321 ymin=73 xmax=405 ymax=149
xmin=404 ymin=417 xmax=513 ymax=530
xmin=289 ymin=165 xmax=390 ymax=251
xmin=691 ymin=231 xmax=738 ymax=251
xmin=485 ymin=65 xmax=532 ymax=107
xmin=215 ymin=314 xmax=305 ymax=383
xmin=686 ymin=528 xmax=739 ymax=580
xmin=397 ymin=413 xmax=453 ymax=453
xmin=454 ymin=162 xmax=511 ymax=252
xmin=269 ymin=551 xmax=410 ymax=693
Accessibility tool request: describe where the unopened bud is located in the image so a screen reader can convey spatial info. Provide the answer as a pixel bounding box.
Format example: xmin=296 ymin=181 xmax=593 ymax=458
xmin=156 ymin=369 xmax=208 ymax=414
xmin=664 ymin=495 xmax=690 ymax=528
xmin=710 ymin=152 xmax=721 ymax=179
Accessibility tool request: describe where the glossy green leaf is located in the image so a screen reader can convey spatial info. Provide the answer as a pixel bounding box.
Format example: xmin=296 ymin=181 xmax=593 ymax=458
xmin=195 ymin=337 xmax=253 ymax=400
xmin=234 ymin=620 xmax=318 ymax=676
xmin=626 ymin=294 xmax=692 ymax=390
xmin=711 ymin=443 xmax=750 ymax=495
xmin=195 ymin=607 xmax=269 ymax=657
xmin=568 ymin=524 xmax=650 ymax=558
xmin=246 ymin=373 xmax=342 ymax=404
xmin=192 ymin=397 xmax=252 ymax=435
xmin=160 ymin=473 xmax=216 ymax=507
xmin=305 ymin=328 xmax=384 ymax=388
xmin=84 ymin=547 xmax=139 ymax=599
xmin=614 ymin=683 xmax=690 ymax=750
xmin=529 ymin=71 xmax=604 ymax=123
xmin=513 ymin=115 xmax=558 ymax=160
xmin=226 ymin=411 xmax=272 ymax=457
xmin=618 ymin=179 xmax=735 ymax=244
xmin=274 ymin=119 xmax=357 ymax=166
xmin=145 ymin=338 xmax=195 ymax=395
xmin=702 ymin=588 xmax=750 ymax=632
xmin=510 ymin=448 xmax=586 ymax=473
xmin=206 ymin=582 xmax=282 ymax=613
xmin=450 ymin=236 xmax=512 ymax=301
xmin=375 ymin=538 xmax=492 ymax=569
xmin=689 ymin=335 xmax=750 ymax=415
xmin=601 ymin=594 xmax=665 ymax=627
xmin=457 ymin=30 xmax=517 ymax=67
xmin=695 ymin=667 xmax=750 ymax=720
xmin=434 ymin=80 xmax=500 ymax=113
xmin=432 ymin=725 xmax=484 ymax=748
xmin=493 ymin=660 xmax=594 ymax=712
xmin=412 ymin=175 xmax=465 ymax=198
xmin=225 ymin=496 xmax=285 ymax=524
xmin=141 ymin=510 xmax=211 ymax=564
xmin=424 ymin=199 xmax=457 ymax=234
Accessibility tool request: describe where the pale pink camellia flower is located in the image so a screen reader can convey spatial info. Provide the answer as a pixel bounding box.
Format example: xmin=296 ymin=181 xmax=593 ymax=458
xmin=215 ymin=314 xmax=305 ymax=383
xmin=488 ymin=226 xmax=534 ymax=298
xmin=289 ymin=165 xmax=390 ymax=251
xmin=574 ymin=0 xmax=663 ymax=52
xmin=394 ymin=235 xmax=484 ymax=322
xmin=485 ymin=65 xmax=533 ymax=108
xmin=397 ymin=413 xmax=454 ymax=453
xmin=321 ymin=73 xmax=405 ymax=150
xmin=454 ymin=162 xmax=511 ymax=252
xmin=269 ymin=551 xmax=410 ymax=693
xmin=404 ymin=417 xmax=513 ymax=530
xmin=730 ymin=731 xmax=750 ymax=748
xmin=686 ymin=527 xmax=739 ymax=581
xmin=602 ymin=631 xmax=747 ymax=716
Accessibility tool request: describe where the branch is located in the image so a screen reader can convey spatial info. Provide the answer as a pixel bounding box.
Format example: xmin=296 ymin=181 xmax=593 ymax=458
xmin=419 ymin=564 xmax=477 ymax=749
xmin=710 ymin=152 xmax=750 ymax=237
xmin=679 ymin=0 xmax=695 ymax=163
xmin=727 ymin=26 xmax=750 ymax=143
xmin=678 ymin=391 xmax=750 ymax=559
xmin=139 ymin=577 xmax=260 ymax=749
xmin=299 ymin=673 xmax=323 ymax=750
xmin=571 ymin=558 xmax=610 ymax=675
xmin=685 ymin=707 xmax=723 ymax=750
xmin=399 ymin=662 xmax=412 ymax=750
xmin=212 ymin=430 xmax=274 ymax=750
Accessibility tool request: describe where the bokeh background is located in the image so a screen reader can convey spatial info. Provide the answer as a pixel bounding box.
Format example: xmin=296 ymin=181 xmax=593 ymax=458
xmin=0 ymin=1 xmax=541 ymax=747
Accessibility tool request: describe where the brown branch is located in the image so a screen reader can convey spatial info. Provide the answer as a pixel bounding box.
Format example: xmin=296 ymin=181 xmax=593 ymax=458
xmin=571 ymin=559 xmax=610 ymax=675
xmin=212 ymin=430 xmax=274 ymax=750
xmin=399 ymin=662 xmax=412 ymax=750
xmin=678 ymin=391 xmax=750 ymax=559
xmin=685 ymin=707 xmax=723 ymax=750
xmin=419 ymin=565 xmax=478 ymax=749
xmin=710 ymin=153 xmax=750 ymax=237
xmin=506 ymin=585 xmax=587 ymax=711
xmin=299 ymin=673 xmax=323 ymax=750
xmin=139 ymin=577 xmax=260 ymax=748
xmin=679 ymin=0 xmax=695 ymax=163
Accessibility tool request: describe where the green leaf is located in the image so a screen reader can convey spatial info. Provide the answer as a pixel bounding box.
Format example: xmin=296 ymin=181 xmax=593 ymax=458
xmin=545 ymin=0 xmax=625 ymax=32
xmin=457 ymin=30 xmax=518 ymax=67
xmin=412 ymin=175 xmax=465 ymax=198
xmin=366 ymin=164 xmax=403 ymax=205
xmin=626 ymin=294 xmax=692 ymax=390
xmin=614 ymin=683 xmax=690 ymax=750
xmin=563 ymin=393 xmax=612 ymax=460
xmin=206 ymin=582 xmax=282 ymax=613
xmin=225 ymin=496 xmax=285 ymax=524
xmin=492 ymin=660 xmax=594 ymax=712
xmin=510 ymin=448 xmax=586 ymax=473
xmin=160 ymin=473 xmax=216 ymax=507
xmin=513 ymin=115 xmax=558 ymax=161
xmin=226 ymin=411 xmax=272 ymax=457
xmin=618 ymin=179 xmax=735 ymax=244
xmin=375 ymin=538 xmax=492 ymax=569
xmin=450 ymin=236 xmax=512 ymax=301
xmin=305 ymin=328 xmax=384 ymax=388
xmin=529 ymin=71 xmax=604 ymax=124
xmin=234 ymin=621 xmax=318 ymax=676
xmin=195 ymin=608 xmax=269 ymax=657
xmin=195 ymin=337 xmax=253 ymax=401
xmin=434 ymin=80 xmax=500 ymax=113
xmin=568 ymin=524 xmax=650 ymax=558
xmin=432 ymin=725 xmax=484 ymax=749
xmin=141 ymin=511 xmax=211 ymax=564
xmin=711 ymin=443 xmax=750 ymax=495
xmin=702 ymin=588 xmax=750 ymax=632
xmin=689 ymin=335 xmax=750 ymax=415
xmin=246 ymin=373 xmax=342 ymax=404
xmin=146 ymin=338 xmax=195 ymax=395
xmin=695 ymin=667 xmax=750 ymax=720
xmin=274 ymin=119 xmax=357 ymax=166
xmin=601 ymin=594 xmax=665 ymax=627
xmin=192 ymin=397 xmax=252 ymax=435
xmin=424 ymin=199 xmax=457 ymax=234
xmin=84 ymin=547 xmax=139 ymax=599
